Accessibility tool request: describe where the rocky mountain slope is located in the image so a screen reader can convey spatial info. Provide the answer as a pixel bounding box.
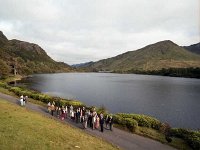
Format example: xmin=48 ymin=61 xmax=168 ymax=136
xmin=0 ymin=31 xmax=73 ymax=76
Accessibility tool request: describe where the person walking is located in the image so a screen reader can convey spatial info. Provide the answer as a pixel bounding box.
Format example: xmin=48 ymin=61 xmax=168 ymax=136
xmin=71 ymin=111 xmax=75 ymax=121
xmin=100 ymin=113 xmax=104 ymax=132
xmin=92 ymin=114 xmax=96 ymax=130
xmin=88 ymin=110 xmax=92 ymax=128
xmin=108 ymin=116 xmax=114 ymax=131
xmin=47 ymin=102 xmax=51 ymax=113
xmin=70 ymin=105 xmax=73 ymax=118
xmin=95 ymin=115 xmax=100 ymax=129
xmin=51 ymin=104 xmax=55 ymax=116
xmin=76 ymin=108 xmax=80 ymax=123
xmin=20 ymin=95 xmax=23 ymax=106
xmin=60 ymin=107 xmax=64 ymax=120
xmin=105 ymin=115 xmax=109 ymax=129
xmin=65 ymin=105 xmax=68 ymax=119
xmin=23 ymin=96 xmax=26 ymax=106
xmin=25 ymin=96 xmax=28 ymax=103
xmin=83 ymin=111 xmax=88 ymax=129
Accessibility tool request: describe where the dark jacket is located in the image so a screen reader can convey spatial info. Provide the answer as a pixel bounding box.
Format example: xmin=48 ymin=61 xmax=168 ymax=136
xmin=100 ymin=117 xmax=104 ymax=125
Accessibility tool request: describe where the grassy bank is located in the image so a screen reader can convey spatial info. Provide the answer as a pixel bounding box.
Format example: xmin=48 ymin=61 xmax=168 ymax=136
xmin=0 ymin=99 xmax=117 ymax=150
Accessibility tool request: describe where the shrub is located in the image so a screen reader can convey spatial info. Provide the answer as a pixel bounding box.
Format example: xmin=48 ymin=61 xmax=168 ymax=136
xmin=116 ymin=113 xmax=133 ymax=118
xmin=116 ymin=113 xmax=161 ymax=130
xmin=0 ymin=82 xmax=11 ymax=90
xmin=64 ymin=100 xmax=84 ymax=108
xmin=132 ymin=115 xmax=151 ymax=128
xmin=30 ymin=93 xmax=40 ymax=100
xmin=42 ymin=95 xmax=52 ymax=103
xmin=124 ymin=118 xmax=138 ymax=132
xmin=22 ymin=91 xmax=33 ymax=97
xmin=170 ymin=128 xmax=200 ymax=150
xmin=10 ymin=87 xmax=24 ymax=96
xmin=132 ymin=114 xmax=161 ymax=130
xmin=0 ymin=82 xmax=8 ymax=88
xmin=113 ymin=115 xmax=126 ymax=127
xmin=37 ymin=94 xmax=51 ymax=103
xmin=113 ymin=115 xmax=138 ymax=132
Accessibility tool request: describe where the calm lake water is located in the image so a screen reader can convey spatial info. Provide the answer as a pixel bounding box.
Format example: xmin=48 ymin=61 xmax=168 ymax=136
xmin=20 ymin=73 xmax=200 ymax=129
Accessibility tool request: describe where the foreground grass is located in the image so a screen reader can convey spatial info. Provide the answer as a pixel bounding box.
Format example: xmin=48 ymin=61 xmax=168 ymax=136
xmin=0 ymin=99 xmax=118 ymax=150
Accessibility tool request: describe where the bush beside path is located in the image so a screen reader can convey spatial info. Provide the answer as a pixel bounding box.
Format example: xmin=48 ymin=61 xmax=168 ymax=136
xmin=0 ymin=92 xmax=176 ymax=150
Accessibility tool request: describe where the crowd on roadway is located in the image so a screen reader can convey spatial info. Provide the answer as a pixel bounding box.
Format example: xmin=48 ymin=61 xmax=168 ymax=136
xmin=47 ymin=101 xmax=114 ymax=132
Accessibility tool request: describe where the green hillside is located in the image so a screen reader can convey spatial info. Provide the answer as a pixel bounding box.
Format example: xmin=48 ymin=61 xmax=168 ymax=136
xmin=0 ymin=31 xmax=73 ymax=77
xmin=83 ymin=40 xmax=200 ymax=72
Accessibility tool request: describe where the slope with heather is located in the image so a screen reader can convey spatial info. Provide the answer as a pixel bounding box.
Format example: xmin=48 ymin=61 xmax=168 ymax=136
xmin=0 ymin=31 xmax=73 ymax=76
xmin=81 ymin=40 xmax=200 ymax=72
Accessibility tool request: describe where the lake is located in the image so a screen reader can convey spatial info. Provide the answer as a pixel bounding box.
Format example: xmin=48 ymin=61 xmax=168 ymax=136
xmin=20 ymin=73 xmax=200 ymax=129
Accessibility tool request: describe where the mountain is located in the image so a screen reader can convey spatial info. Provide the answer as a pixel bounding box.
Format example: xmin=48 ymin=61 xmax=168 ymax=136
xmin=0 ymin=31 xmax=73 ymax=76
xmin=71 ymin=61 xmax=94 ymax=68
xmin=81 ymin=40 xmax=200 ymax=72
xmin=183 ymin=43 xmax=200 ymax=55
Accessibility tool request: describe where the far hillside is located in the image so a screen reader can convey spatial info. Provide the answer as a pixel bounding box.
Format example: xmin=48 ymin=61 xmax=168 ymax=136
xmin=183 ymin=43 xmax=200 ymax=55
xmin=80 ymin=40 xmax=200 ymax=75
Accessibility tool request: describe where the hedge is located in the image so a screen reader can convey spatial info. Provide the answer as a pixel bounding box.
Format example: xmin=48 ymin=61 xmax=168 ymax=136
xmin=113 ymin=115 xmax=138 ymax=132
xmin=170 ymin=128 xmax=200 ymax=150
xmin=0 ymin=81 xmax=11 ymax=89
xmin=116 ymin=113 xmax=161 ymax=130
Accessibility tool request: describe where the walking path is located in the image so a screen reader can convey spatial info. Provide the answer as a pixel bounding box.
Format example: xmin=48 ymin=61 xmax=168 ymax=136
xmin=0 ymin=92 xmax=176 ymax=150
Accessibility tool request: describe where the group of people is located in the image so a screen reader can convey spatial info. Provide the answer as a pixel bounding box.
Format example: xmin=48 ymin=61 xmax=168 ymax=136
xmin=19 ymin=95 xmax=28 ymax=106
xmin=47 ymin=101 xmax=114 ymax=132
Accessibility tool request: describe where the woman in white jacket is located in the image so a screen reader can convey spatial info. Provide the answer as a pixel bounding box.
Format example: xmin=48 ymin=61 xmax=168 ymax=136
xmin=20 ymin=95 xmax=23 ymax=106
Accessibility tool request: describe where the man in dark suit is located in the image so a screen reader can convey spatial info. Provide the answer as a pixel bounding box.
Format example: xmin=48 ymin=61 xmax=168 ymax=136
xmin=100 ymin=113 xmax=104 ymax=132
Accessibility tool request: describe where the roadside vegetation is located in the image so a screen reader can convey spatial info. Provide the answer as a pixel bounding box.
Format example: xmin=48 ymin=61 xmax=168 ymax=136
xmin=113 ymin=113 xmax=199 ymax=150
xmin=0 ymin=76 xmax=199 ymax=150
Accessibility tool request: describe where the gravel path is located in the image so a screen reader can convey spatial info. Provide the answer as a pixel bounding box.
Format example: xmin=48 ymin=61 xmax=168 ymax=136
xmin=0 ymin=92 xmax=176 ymax=150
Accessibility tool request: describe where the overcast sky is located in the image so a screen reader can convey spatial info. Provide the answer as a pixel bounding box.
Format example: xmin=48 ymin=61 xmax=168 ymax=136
xmin=0 ymin=0 xmax=199 ymax=64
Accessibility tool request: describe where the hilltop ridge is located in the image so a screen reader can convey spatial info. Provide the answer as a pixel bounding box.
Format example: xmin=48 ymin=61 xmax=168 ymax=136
xmin=0 ymin=31 xmax=73 ymax=76
xmin=80 ymin=40 xmax=200 ymax=72
xmin=183 ymin=43 xmax=200 ymax=55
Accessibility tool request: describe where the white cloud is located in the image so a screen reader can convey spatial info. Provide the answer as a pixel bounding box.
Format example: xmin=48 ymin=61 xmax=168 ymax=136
xmin=0 ymin=0 xmax=199 ymax=64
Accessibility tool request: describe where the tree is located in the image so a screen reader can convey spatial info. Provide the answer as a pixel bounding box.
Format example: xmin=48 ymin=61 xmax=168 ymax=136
xmin=0 ymin=59 xmax=10 ymax=77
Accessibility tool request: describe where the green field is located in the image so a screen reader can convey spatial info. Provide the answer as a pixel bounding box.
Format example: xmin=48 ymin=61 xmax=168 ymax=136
xmin=0 ymin=99 xmax=117 ymax=150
